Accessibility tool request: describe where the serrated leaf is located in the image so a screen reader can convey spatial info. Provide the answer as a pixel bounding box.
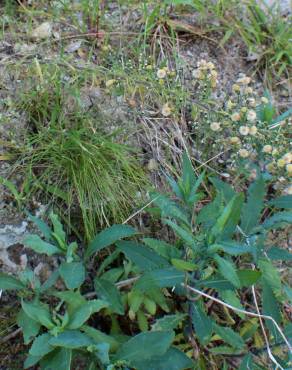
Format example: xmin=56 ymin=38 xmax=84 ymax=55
xmin=219 ymin=290 xmax=244 ymax=319
xmin=241 ymin=177 xmax=265 ymax=234
xmin=54 ymin=291 xmax=86 ymax=316
xmin=94 ymin=278 xmax=124 ymax=315
xmin=152 ymin=314 xmax=187 ymax=331
xmin=153 ymin=193 xmax=190 ymax=225
xmin=132 ymin=347 xmax=194 ymax=370
xmin=198 ymin=277 xmax=234 ymax=290
xmin=263 ymin=211 xmax=292 ymax=229
xmin=24 ymin=235 xmax=60 ymax=256
xmin=213 ymin=323 xmax=245 ymax=349
xmin=208 ymin=346 xmax=242 ymax=355
xmin=40 ymin=269 xmax=59 ymax=293
xmin=262 ymin=280 xmax=281 ymax=341
xmin=239 ymin=353 xmax=254 ymax=370
xmin=214 ymin=255 xmax=240 ymax=288
xmin=114 ymin=331 xmax=174 ymax=363
xmin=49 ymin=330 xmax=93 ymax=349
xmin=143 ymin=238 xmax=180 ymax=260
xmin=40 ymin=348 xmax=72 ymax=370
xmin=171 ymin=258 xmax=197 ymax=271
xmin=197 ymin=193 xmax=223 ymax=229
xmin=17 ymin=309 xmax=40 ymax=344
xmin=24 ymin=354 xmax=42 ymax=369
xmin=237 ymin=269 xmax=262 ymax=287
xmin=210 ymin=194 xmax=244 ymax=242
xmin=116 ymin=240 xmax=169 ymax=271
xmin=21 ymin=300 xmax=54 ymax=329
xmin=27 ymin=213 xmax=52 ymax=241
xmin=209 ymin=241 xmax=252 ymax=256
xmin=0 ymin=273 xmax=25 ymax=290
xmin=266 ymin=246 xmax=292 ymax=261
xmin=29 ymin=333 xmax=54 ymax=357
xmin=165 ymin=220 xmax=198 ymax=252
xmin=59 ymin=261 xmax=85 ymax=289
xmin=86 ymin=224 xmax=137 ymax=259
xmin=210 ymin=177 xmax=235 ymax=202
xmin=67 ymin=300 xmax=108 ymax=329
xmin=82 ymin=325 xmax=120 ymax=352
xmin=268 ymin=195 xmax=292 ymax=209
xmin=50 ymin=212 xmax=66 ymax=246
xmin=191 ymin=301 xmax=213 ymax=345
xmin=258 ymin=259 xmax=282 ymax=296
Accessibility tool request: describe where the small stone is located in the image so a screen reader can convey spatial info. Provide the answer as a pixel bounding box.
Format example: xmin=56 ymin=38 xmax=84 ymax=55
xmin=31 ymin=22 xmax=52 ymax=40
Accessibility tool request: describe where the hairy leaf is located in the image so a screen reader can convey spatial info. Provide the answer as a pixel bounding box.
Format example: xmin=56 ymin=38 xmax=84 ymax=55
xmin=135 ymin=267 xmax=184 ymax=291
xmin=94 ymin=278 xmax=124 ymax=314
xmin=152 ymin=314 xmax=187 ymax=331
xmin=86 ymin=224 xmax=137 ymax=259
xmin=209 ymin=177 xmax=235 ymax=203
xmin=263 ymin=211 xmax=292 ymax=229
xmin=24 ymin=235 xmax=60 ymax=256
xmin=143 ymin=238 xmax=180 ymax=260
xmin=0 ymin=273 xmax=25 ymax=291
xmin=214 ymin=255 xmax=241 ymax=288
xmin=22 ymin=300 xmax=54 ymax=329
xmin=116 ymin=240 xmax=169 ymax=271
xmin=191 ymin=301 xmax=213 ymax=345
xmin=268 ymin=195 xmax=292 ymax=209
xmin=132 ymin=347 xmax=194 ymax=370
xmin=59 ymin=261 xmax=85 ymax=289
xmin=114 ymin=331 xmax=174 ymax=363
xmin=67 ymin=300 xmax=109 ymax=329
xmin=213 ymin=324 xmax=245 ymax=349
xmin=17 ymin=309 xmax=40 ymax=344
xmin=241 ymin=177 xmax=265 ymax=234
xmin=49 ymin=330 xmax=93 ymax=349
xmin=40 ymin=348 xmax=72 ymax=370
xmin=29 ymin=333 xmax=54 ymax=357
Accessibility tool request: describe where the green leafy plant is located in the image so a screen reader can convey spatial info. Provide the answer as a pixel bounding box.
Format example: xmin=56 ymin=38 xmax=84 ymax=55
xmin=0 ymin=212 xmax=192 ymax=369
xmin=1 ymin=154 xmax=291 ymax=369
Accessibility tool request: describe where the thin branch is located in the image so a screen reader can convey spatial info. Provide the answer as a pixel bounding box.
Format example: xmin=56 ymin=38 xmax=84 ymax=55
xmin=183 ymin=283 xmax=291 ymax=354
xmin=0 ymin=328 xmax=22 ymax=344
xmin=122 ymin=197 xmax=159 ymax=224
xmin=252 ymin=285 xmax=284 ymax=370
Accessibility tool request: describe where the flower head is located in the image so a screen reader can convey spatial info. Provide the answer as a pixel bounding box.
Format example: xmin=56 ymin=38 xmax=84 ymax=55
xmin=236 ymin=76 xmax=251 ymax=85
xmin=239 ymin=126 xmax=249 ymax=136
xmin=239 ymin=149 xmax=249 ymax=158
xmin=232 ymin=84 xmax=240 ymax=93
xmin=277 ymin=158 xmax=286 ymax=168
xmin=247 ymin=98 xmax=256 ymax=107
xmin=157 ymin=69 xmax=167 ymax=79
xmin=231 ymin=112 xmax=241 ymax=122
xmin=261 ymin=97 xmax=269 ymax=104
xmin=249 ymin=126 xmax=257 ymax=135
xmin=210 ymin=122 xmax=221 ymax=131
xmin=247 ymin=110 xmax=257 ymax=122
xmin=244 ymin=87 xmax=253 ymax=94
xmin=105 ymin=79 xmax=116 ymax=88
xmin=230 ymin=136 xmax=241 ymax=145
xmin=161 ymin=103 xmax=172 ymax=117
xmin=263 ymin=145 xmax=273 ymax=153
xmin=286 ymin=164 xmax=292 ymax=175
xmin=282 ymin=152 xmax=292 ymax=164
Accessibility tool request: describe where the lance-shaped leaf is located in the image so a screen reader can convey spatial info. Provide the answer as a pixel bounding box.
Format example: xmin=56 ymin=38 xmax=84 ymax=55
xmin=85 ymin=224 xmax=137 ymax=259
xmin=241 ymin=177 xmax=265 ymax=234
